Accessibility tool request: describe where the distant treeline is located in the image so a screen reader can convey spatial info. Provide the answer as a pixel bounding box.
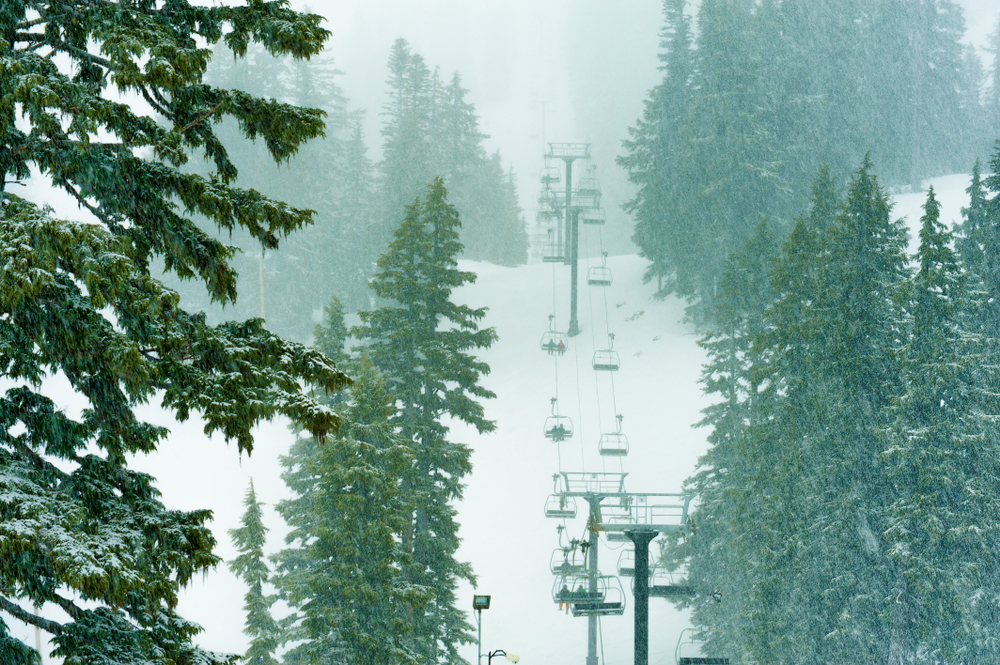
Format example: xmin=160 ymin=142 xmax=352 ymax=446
xmin=169 ymin=38 xmax=527 ymax=341
xmin=620 ymin=0 xmax=998 ymax=323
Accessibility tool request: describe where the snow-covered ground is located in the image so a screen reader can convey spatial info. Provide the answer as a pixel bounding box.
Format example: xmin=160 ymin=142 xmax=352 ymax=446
xmin=8 ymin=172 xmax=974 ymax=664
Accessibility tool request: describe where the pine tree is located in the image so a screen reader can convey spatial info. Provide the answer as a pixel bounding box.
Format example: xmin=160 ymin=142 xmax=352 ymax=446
xmin=880 ymin=187 xmax=1000 ymax=661
xmin=618 ymin=0 xmax=695 ymax=294
xmin=680 ymin=159 xmax=912 ymax=663
xmin=353 ymin=178 xmax=497 ymax=664
xmin=228 ymin=481 xmax=280 ymax=665
xmin=966 ymin=144 xmax=1000 ymax=336
xmin=376 ymin=41 xmax=525 ymax=269
xmin=0 ymin=2 xmax=346 ymax=661
xmin=275 ymin=361 xmax=428 ymax=665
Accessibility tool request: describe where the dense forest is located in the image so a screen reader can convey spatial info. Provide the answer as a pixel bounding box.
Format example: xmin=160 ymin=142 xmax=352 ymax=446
xmin=620 ymin=0 xmax=1000 ymax=323
xmin=626 ymin=2 xmax=1000 ymax=661
xmin=165 ymin=38 xmax=527 ymax=341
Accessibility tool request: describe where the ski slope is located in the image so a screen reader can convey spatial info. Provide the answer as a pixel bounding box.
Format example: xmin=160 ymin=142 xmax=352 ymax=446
xmin=9 ymin=173 xmax=974 ymax=664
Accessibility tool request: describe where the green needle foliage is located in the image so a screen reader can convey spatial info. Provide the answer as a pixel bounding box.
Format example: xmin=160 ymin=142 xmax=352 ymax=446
xmin=0 ymin=1 xmax=348 ymax=661
xmin=353 ymin=177 xmax=497 ymax=665
xmin=229 ymin=481 xmax=280 ymax=665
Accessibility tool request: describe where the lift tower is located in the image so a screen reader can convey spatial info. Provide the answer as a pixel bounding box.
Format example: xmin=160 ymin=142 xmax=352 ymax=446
xmin=545 ymin=142 xmax=590 ymax=337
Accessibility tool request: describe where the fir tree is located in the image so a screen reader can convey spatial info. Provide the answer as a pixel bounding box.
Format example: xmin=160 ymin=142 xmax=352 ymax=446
xmin=353 ymin=178 xmax=497 ymax=664
xmin=0 ymin=2 xmax=346 ymax=661
xmin=228 ymin=481 xmax=280 ymax=665
xmin=881 ymin=187 xmax=1000 ymax=661
xmin=275 ymin=361 xmax=427 ymax=665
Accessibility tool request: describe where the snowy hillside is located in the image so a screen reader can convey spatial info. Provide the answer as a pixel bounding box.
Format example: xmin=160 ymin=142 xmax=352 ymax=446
xmin=9 ymin=173 xmax=974 ymax=664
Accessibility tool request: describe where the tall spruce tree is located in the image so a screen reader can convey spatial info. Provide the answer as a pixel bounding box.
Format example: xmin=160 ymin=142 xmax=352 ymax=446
xmin=680 ymin=159 xmax=913 ymax=664
xmin=881 ymin=187 xmax=1000 ymax=661
xmin=353 ymin=178 xmax=497 ymax=664
xmin=228 ymin=481 xmax=280 ymax=665
xmin=962 ymin=144 xmax=1000 ymax=336
xmin=275 ymin=360 xmax=427 ymax=665
xmin=0 ymin=1 xmax=346 ymax=661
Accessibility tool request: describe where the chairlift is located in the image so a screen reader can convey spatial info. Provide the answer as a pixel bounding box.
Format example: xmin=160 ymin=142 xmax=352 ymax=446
xmin=650 ymin=560 xmax=695 ymax=598
xmin=542 ymin=244 xmax=566 ymax=263
xmin=576 ymin=171 xmax=601 ymax=198
xmin=676 ymin=629 xmax=729 ymax=665
xmin=551 ymin=547 xmax=586 ymax=576
xmin=581 ymin=208 xmax=606 ymax=225
xmin=544 ymin=494 xmax=577 ymax=519
xmin=541 ymin=332 xmax=568 ymax=355
xmin=552 ymin=571 xmax=607 ymax=605
xmin=588 ymin=251 xmax=613 ymax=287
xmin=567 ymin=574 xmax=626 ymax=617
xmin=540 ymin=165 xmax=561 ymax=186
xmin=617 ymin=548 xmax=636 ymax=577
xmin=544 ymin=397 xmax=573 ymax=442
xmin=599 ymin=414 xmax=629 ymax=456
xmin=540 ymin=314 xmax=568 ymax=355
xmin=593 ymin=334 xmax=620 ymax=371
xmin=588 ymin=266 xmax=612 ymax=287
xmin=542 ymin=230 xmax=565 ymax=263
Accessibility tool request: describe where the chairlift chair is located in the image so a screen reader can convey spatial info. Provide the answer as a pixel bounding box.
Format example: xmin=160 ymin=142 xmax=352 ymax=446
xmin=617 ymin=549 xmax=636 ymax=577
xmin=650 ymin=560 xmax=695 ymax=598
xmin=540 ymin=166 xmax=561 ymax=186
xmin=568 ymin=574 xmax=625 ymax=617
xmin=676 ymin=629 xmax=729 ymax=665
xmin=540 ymin=331 xmax=568 ymax=355
xmin=599 ymin=432 xmax=629 ymax=456
xmin=552 ymin=572 xmax=605 ymax=605
xmin=593 ymin=333 xmax=620 ymax=371
xmin=592 ymin=350 xmax=620 ymax=371
xmin=581 ymin=208 xmax=606 ymax=225
xmin=599 ymin=414 xmax=628 ymax=456
xmin=540 ymin=316 xmax=568 ymax=355
xmin=587 ymin=252 xmax=613 ymax=287
xmin=544 ymin=494 xmax=577 ymax=519
xmin=587 ymin=266 xmax=612 ymax=287
xmin=542 ymin=229 xmax=565 ymax=263
xmin=542 ymin=244 xmax=565 ymax=263
xmin=544 ymin=416 xmax=573 ymax=442
xmin=576 ymin=177 xmax=601 ymax=199
xmin=551 ymin=548 xmax=586 ymax=576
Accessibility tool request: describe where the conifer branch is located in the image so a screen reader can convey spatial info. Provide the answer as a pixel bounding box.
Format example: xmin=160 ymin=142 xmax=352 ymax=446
xmin=0 ymin=596 xmax=64 ymax=635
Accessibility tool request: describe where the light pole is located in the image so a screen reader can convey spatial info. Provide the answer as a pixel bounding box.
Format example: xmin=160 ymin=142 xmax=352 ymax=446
xmin=473 ymin=594 xmax=491 ymax=665
xmin=487 ymin=649 xmax=521 ymax=665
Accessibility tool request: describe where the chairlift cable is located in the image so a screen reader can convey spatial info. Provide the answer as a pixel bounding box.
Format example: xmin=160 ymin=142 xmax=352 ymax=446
xmin=582 ymin=225 xmax=605 ymax=443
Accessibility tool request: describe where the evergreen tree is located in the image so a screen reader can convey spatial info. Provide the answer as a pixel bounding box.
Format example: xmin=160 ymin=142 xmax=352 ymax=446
xmin=966 ymin=144 xmax=1000 ymax=336
xmin=680 ymin=159 xmax=911 ymax=663
xmin=166 ymin=40 xmax=351 ymax=341
xmin=622 ymin=0 xmax=980 ymax=326
xmin=377 ymin=41 xmax=526 ymax=268
xmin=353 ymin=178 xmax=497 ymax=664
xmin=881 ymin=187 xmax=1000 ymax=661
xmin=0 ymin=2 xmax=346 ymax=661
xmin=275 ymin=361 xmax=427 ymax=665
xmin=618 ymin=0 xmax=694 ymax=294
xmin=228 ymin=481 xmax=280 ymax=665
xmin=681 ymin=220 xmax=782 ymax=664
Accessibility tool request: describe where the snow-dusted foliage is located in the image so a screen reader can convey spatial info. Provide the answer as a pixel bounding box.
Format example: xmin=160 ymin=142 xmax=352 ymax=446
xmin=0 ymin=1 xmax=348 ymax=661
xmin=675 ymin=157 xmax=1000 ymax=663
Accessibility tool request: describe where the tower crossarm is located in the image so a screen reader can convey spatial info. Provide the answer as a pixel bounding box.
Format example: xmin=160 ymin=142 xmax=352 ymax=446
xmin=595 ymin=493 xmax=694 ymax=535
xmin=546 ymin=142 xmax=591 ymax=160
